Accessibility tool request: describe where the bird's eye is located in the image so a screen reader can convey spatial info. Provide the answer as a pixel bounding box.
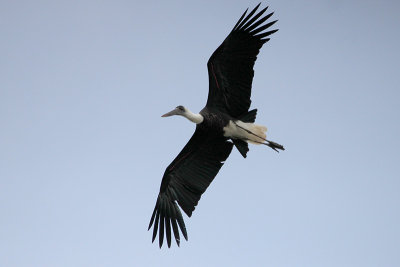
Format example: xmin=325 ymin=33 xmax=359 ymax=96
xmin=177 ymin=106 xmax=184 ymax=111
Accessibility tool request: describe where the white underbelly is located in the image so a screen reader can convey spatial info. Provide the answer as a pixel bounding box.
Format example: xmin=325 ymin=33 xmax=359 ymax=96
xmin=223 ymin=120 xmax=267 ymax=144
xmin=223 ymin=121 xmax=247 ymax=139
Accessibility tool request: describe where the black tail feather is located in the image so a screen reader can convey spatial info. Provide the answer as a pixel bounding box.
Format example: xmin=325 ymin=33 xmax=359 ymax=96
xmin=239 ymin=109 xmax=257 ymax=123
xmin=232 ymin=139 xmax=249 ymax=158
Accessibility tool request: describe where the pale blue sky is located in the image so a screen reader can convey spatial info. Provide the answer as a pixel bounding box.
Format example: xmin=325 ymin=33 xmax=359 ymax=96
xmin=1 ymin=0 xmax=400 ymax=266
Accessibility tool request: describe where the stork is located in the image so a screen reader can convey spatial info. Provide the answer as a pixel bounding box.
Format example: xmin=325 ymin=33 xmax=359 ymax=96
xmin=148 ymin=3 xmax=284 ymax=248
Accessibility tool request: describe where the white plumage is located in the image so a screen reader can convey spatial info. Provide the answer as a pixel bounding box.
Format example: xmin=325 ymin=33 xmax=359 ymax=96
xmin=223 ymin=120 xmax=267 ymax=144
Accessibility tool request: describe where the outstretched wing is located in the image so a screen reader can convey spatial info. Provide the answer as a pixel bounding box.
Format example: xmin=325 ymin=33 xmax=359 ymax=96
xmin=148 ymin=127 xmax=233 ymax=248
xmin=206 ymin=3 xmax=278 ymax=118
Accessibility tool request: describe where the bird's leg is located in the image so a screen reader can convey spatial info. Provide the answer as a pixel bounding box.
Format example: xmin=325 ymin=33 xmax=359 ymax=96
xmin=247 ymin=139 xmax=284 ymax=152
xmin=234 ymin=122 xmax=284 ymax=152
xmin=264 ymin=140 xmax=285 ymax=152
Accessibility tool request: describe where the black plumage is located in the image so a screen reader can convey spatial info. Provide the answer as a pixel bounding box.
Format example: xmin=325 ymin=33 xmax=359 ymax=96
xmin=148 ymin=3 xmax=281 ymax=248
xmin=206 ymin=4 xmax=277 ymax=117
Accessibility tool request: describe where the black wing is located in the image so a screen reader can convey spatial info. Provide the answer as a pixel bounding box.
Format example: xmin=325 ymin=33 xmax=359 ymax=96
xmin=148 ymin=127 xmax=233 ymax=248
xmin=206 ymin=3 xmax=278 ymax=118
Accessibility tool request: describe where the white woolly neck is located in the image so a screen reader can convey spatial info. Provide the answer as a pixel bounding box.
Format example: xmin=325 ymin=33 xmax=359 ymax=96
xmin=183 ymin=108 xmax=204 ymax=124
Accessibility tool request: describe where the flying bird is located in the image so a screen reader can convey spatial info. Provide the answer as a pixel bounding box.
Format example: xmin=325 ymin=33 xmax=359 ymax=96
xmin=148 ymin=3 xmax=284 ymax=248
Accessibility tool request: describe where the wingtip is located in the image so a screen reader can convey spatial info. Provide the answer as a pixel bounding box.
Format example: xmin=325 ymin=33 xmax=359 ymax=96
xmin=181 ymin=225 xmax=188 ymax=241
xmin=151 ymin=210 xmax=160 ymax=243
xmin=232 ymin=7 xmax=249 ymax=32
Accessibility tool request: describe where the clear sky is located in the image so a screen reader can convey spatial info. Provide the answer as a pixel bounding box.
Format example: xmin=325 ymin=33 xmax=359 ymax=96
xmin=1 ymin=0 xmax=400 ymax=266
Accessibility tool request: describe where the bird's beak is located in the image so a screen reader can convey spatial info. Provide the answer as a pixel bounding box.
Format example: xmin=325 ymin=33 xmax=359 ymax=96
xmin=161 ymin=108 xmax=179 ymax=117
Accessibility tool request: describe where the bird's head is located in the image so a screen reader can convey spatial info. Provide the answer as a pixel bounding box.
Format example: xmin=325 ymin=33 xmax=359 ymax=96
xmin=161 ymin=105 xmax=187 ymax=118
xmin=162 ymin=105 xmax=203 ymax=124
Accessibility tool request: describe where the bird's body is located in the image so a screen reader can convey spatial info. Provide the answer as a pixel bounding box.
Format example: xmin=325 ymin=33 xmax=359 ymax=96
xmin=198 ymin=107 xmax=268 ymax=145
xmin=149 ymin=3 xmax=284 ymax=248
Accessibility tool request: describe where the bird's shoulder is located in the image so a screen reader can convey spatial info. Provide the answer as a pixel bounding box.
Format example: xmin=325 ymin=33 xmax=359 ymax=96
xmin=199 ymin=107 xmax=231 ymax=129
